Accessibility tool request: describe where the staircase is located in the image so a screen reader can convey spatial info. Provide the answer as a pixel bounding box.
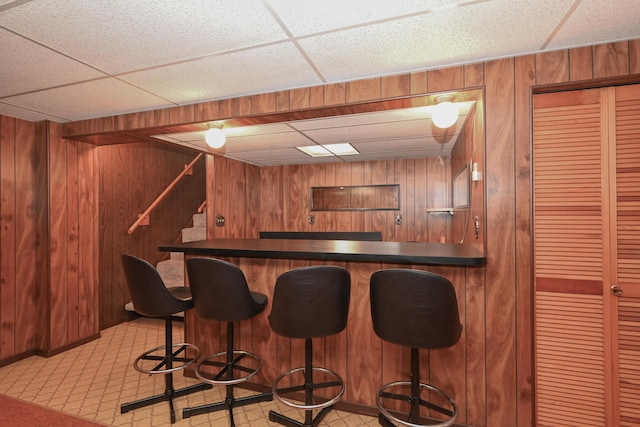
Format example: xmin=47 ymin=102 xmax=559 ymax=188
xmin=124 ymin=212 xmax=206 ymax=315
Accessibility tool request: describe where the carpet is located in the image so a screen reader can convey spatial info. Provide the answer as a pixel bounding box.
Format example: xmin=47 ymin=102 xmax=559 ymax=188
xmin=0 ymin=394 xmax=107 ymax=427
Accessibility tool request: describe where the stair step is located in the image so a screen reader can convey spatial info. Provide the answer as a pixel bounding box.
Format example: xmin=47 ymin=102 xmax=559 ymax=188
xmin=193 ymin=212 xmax=206 ymax=228
xmin=182 ymin=226 xmax=206 ymax=242
xmin=157 ymin=259 xmax=184 ymax=282
xmin=170 ymin=251 xmax=184 ymax=260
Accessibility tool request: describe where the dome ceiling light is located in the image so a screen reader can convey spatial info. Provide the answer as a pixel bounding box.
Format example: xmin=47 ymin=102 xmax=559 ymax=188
xmin=432 ymin=95 xmax=459 ymax=129
xmin=205 ymin=122 xmax=226 ymax=149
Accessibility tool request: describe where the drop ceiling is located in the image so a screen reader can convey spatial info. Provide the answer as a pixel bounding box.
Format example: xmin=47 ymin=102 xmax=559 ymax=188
xmin=152 ymin=102 xmax=474 ymax=166
xmin=0 ymin=0 xmax=638 ymax=165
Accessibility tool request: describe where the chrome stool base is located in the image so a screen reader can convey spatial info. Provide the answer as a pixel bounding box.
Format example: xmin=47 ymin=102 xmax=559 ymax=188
xmin=120 ymin=317 xmax=211 ymax=424
xmin=182 ymin=322 xmax=272 ymax=426
xmin=376 ymin=381 xmax=458 ymax=427
xmin=269 ymin=362 xmax=345 ymax=427
xmin=272 ymin=366 xmax=344 ymax=410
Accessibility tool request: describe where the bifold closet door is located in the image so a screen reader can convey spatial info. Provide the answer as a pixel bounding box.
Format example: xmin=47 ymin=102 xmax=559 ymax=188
xmin=533 ymin=88 xmax=609 ymax=427
xmin=533 ymin=84 xmax=640 ymax=427
xmin=612 ymin=85 xmax=640 ymax=427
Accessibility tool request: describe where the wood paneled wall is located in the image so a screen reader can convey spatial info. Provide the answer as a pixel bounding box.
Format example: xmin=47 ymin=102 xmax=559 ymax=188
xmin=0 ymin=116 xmax=41 ymax=362
xmin=0 ymin=36 xmax=638 ymax=426
xmin=257 ymin=159 xmax=450 ymax=242
xmin=0 ymin=119 xmax=100 ymax=364
xmin=98 ymin=141 xmax=207 ymax=328
xmin=45 ymin=122 xmax=100 ymax=352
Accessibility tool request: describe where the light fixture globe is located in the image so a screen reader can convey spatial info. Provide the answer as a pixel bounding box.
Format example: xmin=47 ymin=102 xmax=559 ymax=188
xmin=432 ymin=95 xmax=459 ymax=129
xmin=205 ymin=123 xmax=226 ymax=149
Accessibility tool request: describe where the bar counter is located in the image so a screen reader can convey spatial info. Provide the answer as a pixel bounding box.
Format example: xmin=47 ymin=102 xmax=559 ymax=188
xmin=160 ymin=238 xmax=485 ymax=266
xmin=160 ymin=238 xmax=484 ymax=423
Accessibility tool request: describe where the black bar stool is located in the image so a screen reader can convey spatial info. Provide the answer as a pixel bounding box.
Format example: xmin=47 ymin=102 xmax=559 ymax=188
xmin=119 ymin=254 xmax=212 ymax=424
xmin=268 ymin=265 xmax=351 ymax=427
xmin=370 ymin=269 xmax=462 ymax=427
xmin=181 ymin=257 xmax=273 ymax=426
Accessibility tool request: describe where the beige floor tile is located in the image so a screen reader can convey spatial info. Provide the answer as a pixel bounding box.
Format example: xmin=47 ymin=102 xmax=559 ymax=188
xmin=0 ymin=317 xmax=380 ymax=426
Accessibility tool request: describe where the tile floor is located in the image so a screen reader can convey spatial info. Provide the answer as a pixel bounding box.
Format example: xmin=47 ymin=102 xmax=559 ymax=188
xmin=0 ymin=317 xmax=379 ymax=426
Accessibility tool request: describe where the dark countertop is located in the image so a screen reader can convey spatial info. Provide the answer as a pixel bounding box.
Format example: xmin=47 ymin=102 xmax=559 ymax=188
xmin=160 ymin=238 xmax=486 ymax=266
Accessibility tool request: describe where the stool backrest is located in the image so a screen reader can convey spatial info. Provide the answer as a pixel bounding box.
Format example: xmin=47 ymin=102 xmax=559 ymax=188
xmin=270 ymin=266 xmax=351 ymax=339
xmin=370 ymin=269 xmax=462 ymax=350
xmin=186 ymin=257 xmax=265 ymax=322
xmin=121 ymin=254 xmax=190 ymax=318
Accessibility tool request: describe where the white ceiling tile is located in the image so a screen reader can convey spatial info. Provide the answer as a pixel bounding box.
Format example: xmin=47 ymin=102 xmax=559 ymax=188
xmin=2 ymin=78 xmax=172 ymax=121
xmin=0 ymin=28 xmax=105 ymax=97
xmin=298 ymin=0 xmax=576 ymax=80
xmin=352 ymin=137 xmax=454 ymax=154
xmin=225 ymin=132 xmax=313 ymax=152
xmin=0 ymin=0 xmax=289 ymax=73
xmin=119 ymin=42 xmax=322 ymax=103
xmin=265 ymin=0 xmax=462 ymax=36
xmin=0 ymin=101 xmax=67 ymax=122
xmin=546 ymin=0 xmax=640 ymax=49
xmin=303 ymin=120 xmax=431 ymax=145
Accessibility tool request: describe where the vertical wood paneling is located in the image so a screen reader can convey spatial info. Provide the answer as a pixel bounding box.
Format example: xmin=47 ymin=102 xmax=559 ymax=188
xmin=77 ymin=143 xmax=98 ymax=339
xmin=346 ymin=261 xmax=382 ymax=405
xmin=14 ymin=119 xmax=38 ymax=354
xmin=514 ymin=54 xmax=536 ymax=427
xmin=66 ymin=140 xmax=80 ymax=344
xmin=536 ymin=50 xmax=570 ymax=85
xmin=570 ymin=46 xmax=594 ymax=81
xmin=410 ymin=70 xmax=428 ymax=94
xmin=485 ymin=57 xmax=517 ymax=427
xmin=1 ymin=116 xmax=17 ymax=359
xmin=428 ymin=66 xmax=465 ymax=92
xmin=381 ymin=74 xmax=411 ymax=98
xmin=98 ymin=141 xmax=206 ymax=328
xmin=346 ymin=77 xmax=380 ymax=103
xmin=48 ymin=123 xmax=69 ymax=350
xmin=593 ymin=41 xmax=629 ymax=78
xmin=630 ymin=39 xmax=640 ymax=74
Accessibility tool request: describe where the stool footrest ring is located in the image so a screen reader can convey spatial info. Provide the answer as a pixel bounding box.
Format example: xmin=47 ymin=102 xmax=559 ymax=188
xmin=133 ymin=342 xmax=200 ymax=374
xmin=376 ymin=381 xmax=458 ymax=427
xmin=272 ymin=366 xmax=344 ymax=411
xmin=195 ymin=350 xmax=262 ymax=385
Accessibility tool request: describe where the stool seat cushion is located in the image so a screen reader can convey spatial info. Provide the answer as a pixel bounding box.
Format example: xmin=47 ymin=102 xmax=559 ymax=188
xmin=122 ymin=254 xmax=194 ymax=318
xmin=370 ymin=269 xmax=462 ymax=350
xmin=168 ymin=286 xmax=193 ymax=302
xmin=269 ymin=265 xmax=350 ymax=339
xmin=186 ymin=257 xmax=268 ymax=322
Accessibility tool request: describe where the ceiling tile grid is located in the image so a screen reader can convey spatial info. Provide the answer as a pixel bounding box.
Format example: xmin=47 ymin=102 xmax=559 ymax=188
xmin=1 ymin=0 xmax=639 ymax=123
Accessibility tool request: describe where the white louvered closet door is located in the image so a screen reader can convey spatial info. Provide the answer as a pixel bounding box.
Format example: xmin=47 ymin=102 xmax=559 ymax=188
xmin=533 ymin=84 xmax=640 ymax=427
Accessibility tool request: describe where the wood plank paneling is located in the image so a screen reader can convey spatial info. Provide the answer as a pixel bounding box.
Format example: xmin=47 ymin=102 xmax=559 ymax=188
xmin=1 ymin=116 xmax=17 ymax=359
xmin=536 ymin=50 xmax=569 ymax=85
xmin=484 ymin=57 xmax=517 ymax=427
xmin=593 ymin=41 xmax=629 ymax=78
xmin=98 ymin=141 xmax=206 ymax=328
xmin=14 ymin=119 xmax=38 ymax=354
xmin=514 ymin=54 xmax=536 ymax=427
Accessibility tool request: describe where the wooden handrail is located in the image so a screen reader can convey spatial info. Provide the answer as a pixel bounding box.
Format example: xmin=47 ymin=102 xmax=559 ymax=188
xmin=197 ymin=199 xmax=207 ymax=213
xmin=128 ymin=153 xmax=204 ymax=234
